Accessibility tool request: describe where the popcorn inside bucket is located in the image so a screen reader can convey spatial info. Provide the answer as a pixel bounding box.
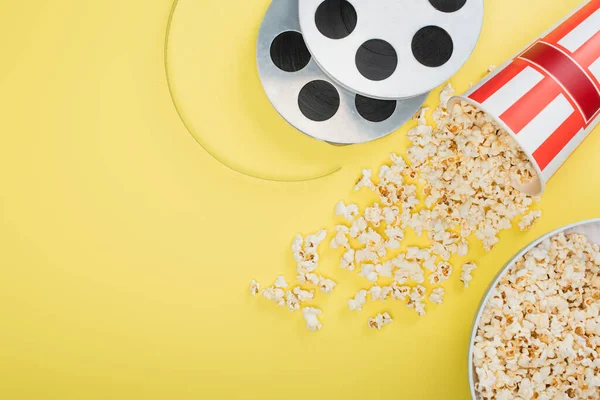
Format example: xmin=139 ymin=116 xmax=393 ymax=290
xmin=448 ymin=96 xmax=543 ymax=196
xmin=472 ymin=230 xmax=600 ymax=400
xmin=448 ymin=0 xmax=600 ymax=197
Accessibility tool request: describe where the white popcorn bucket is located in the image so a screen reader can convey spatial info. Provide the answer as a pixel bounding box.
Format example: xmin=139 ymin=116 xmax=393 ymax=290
xmin=468 ymin=218 xmax=600 ymax=400
xmin=451 ymin=0 xmax=600 ymax=195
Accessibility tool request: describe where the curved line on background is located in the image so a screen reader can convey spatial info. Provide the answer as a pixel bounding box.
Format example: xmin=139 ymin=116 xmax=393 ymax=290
xmin=163 ymin=0 xmax=342 ymax=183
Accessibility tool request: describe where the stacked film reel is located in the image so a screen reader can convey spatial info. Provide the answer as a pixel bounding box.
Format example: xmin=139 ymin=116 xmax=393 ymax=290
xmin=257 ymin=0 xmax=484 ymax=144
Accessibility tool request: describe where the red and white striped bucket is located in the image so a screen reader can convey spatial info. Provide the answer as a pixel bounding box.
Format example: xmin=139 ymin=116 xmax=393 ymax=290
xmin=451 ymin=0 xmax=600 ymax=195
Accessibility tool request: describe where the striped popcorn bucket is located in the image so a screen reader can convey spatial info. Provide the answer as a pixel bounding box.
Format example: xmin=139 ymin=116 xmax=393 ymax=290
xmin=451 ymin=0 xmax=600 ymax=195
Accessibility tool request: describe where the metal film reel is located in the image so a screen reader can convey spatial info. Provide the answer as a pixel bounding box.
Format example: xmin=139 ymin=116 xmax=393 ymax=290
xmin=257 ymin=0 xmax=428 ymax=144
xmin=299 ymin=0 xmax=484 ymax=100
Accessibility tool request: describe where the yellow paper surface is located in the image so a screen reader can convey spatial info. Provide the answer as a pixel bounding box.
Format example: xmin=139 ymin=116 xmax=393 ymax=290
xmin=0 ymin=1 xmax=598 ymax=399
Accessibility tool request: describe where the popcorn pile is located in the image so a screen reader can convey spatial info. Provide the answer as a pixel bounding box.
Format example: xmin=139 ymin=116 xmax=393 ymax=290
xmin=250 ymin=84 xmax=543 ymax=332
xmin=332 ymin=84 xmax=541 ymax=319
xmin=473 ymin=233 xmax=600 ymax=400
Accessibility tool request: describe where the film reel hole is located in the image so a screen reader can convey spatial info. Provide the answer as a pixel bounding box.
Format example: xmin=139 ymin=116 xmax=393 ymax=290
xmin=315 ymin=0 xmax=358 ymax=40
xmin=412 ymin=26 xmax=454 ymax=67
xmin=428 ymin=0 xmax=467 ymax=13
xmin=355 ymin=95 xmax=397 ymax=123
xmin=270 ymin=31 xmax=312 ymax=72
xmin=355 ymin=39 xmax=398 ymax=81
xmin=298 ymin=80 xmax=340 ymax=122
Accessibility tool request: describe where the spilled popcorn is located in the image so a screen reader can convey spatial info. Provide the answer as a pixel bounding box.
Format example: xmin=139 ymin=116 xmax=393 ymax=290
xmin=302 ymin=307 xmax=323 ymax=332
xmin=250 ymin=83 xmax=543 ymax=332
xmin=460 ymin=262 xmax=478 ymax=288
xmin=519 ymin=210 xmax=543 ymax=231
xmin=473 ymin=233 xmax=600 ymax=400
xmin=249 ymin=280 xmax=261 ymax=296
xmin=331 ymin=83 xmax=540 ymax=319
xmin=429 ymin=288 xmax=445 ymax=305
xmin=292 ymin=230 xmax=326 ymax=276
xmin=368 ymin=312 xmax=393 ymax=330
xmin=293 ymin=286 xmax=314 ymax=302
xmin=318 ymin=278 xmax=336 ymax=294
xmin=250 ymin=230 xmax=336 ymax=329
xmin=348 ymin=290 xmax=368 ymax=311
xmin=261 ymin=284 xmax=285 ymax=307
xmin=335 ymin=201 xmax=359 ymax=222
xmin=274 ymin=276 xmax=288 ymax=289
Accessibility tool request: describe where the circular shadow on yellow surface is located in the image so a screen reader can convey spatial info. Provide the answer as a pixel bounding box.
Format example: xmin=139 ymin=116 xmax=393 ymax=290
xmin=165 ymin=0 xmax=347 ymax=182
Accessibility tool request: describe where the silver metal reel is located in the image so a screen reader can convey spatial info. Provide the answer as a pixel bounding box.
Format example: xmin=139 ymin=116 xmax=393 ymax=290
xmin=299 ymin=0 xmax=484 ymax=100
xmin=257 ymin=0 xmax=428 ymax=145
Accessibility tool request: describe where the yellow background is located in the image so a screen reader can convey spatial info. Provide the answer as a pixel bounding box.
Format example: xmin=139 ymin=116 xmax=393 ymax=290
xmin=0 ymin=0 xmax=597 ymax=399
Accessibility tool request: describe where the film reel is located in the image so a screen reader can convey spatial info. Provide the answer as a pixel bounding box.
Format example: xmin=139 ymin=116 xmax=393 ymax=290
xmin=298 ymin=0 xmax=484 ymax=100
xmin=257 ymin=0 xmax=428 ymax=144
